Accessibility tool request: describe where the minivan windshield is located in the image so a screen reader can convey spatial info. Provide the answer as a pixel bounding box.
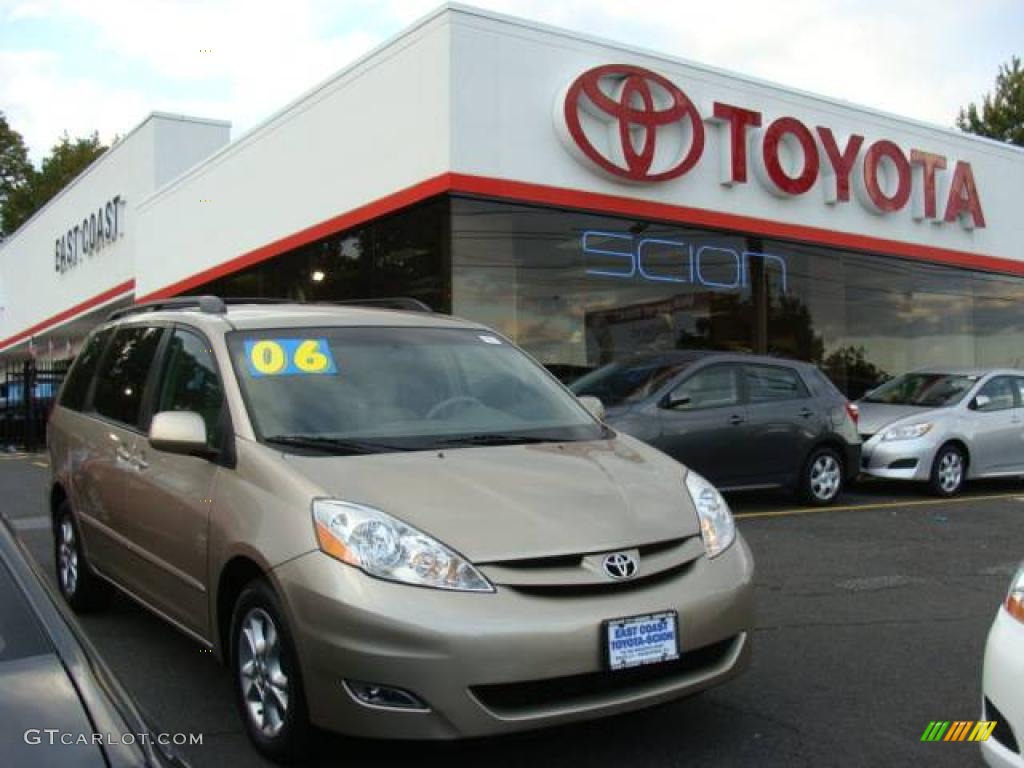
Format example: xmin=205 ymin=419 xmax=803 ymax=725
xmin=861 ymin=372 xmax=978 ymax=407
xmin=228 ymin=327 xmax=604 ymax=453
xmin=570 ymin=358 xmax=693 ymax=407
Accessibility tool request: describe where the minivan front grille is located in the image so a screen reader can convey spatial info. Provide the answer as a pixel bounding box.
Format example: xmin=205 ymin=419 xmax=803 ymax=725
xmin=504 ymin=561 xmax=693 ymax=597
xmin=485 ymin=538 xmax=688 ymax=571
xmin=470 ymin=635 xmax=739 ymax=716
xmin=477 ymin=537 xmax=704 ymax=594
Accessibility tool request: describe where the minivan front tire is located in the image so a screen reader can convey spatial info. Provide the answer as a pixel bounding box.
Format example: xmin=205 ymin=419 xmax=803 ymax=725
xmin=55 ymin=501 xmax=111 ymax=612
xmin=230 ymin=579 xmax=311 ymax=764
xmin=799 ymin=447 xmax=844 ymax=506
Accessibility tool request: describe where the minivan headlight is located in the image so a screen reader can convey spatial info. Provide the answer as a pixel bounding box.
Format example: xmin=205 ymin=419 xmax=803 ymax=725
xmin=1006 ymin=563 xmax=1024 ymax=623
xmin=685 ymin=471 xmax=736 ymax=559
xmin=882 ymin=422 xmax=933 ymax=441
xmin=312 ymin=499 xmax=494 ymax=592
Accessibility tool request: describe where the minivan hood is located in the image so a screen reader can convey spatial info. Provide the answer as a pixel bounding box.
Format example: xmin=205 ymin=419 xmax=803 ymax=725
xmin=856 ymin=402 xmax=940 ymax=435
xmin=282 ymin=437 xmax=699 ymax=563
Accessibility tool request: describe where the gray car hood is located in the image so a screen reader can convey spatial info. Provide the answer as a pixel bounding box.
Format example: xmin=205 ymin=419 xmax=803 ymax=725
xmin=856 ymin=402 xmax=939 ymax=435
xmin=0 ymin=654 xmax=104 ymax=767
xmin=282 ymin=436 xmax=699 ymax=562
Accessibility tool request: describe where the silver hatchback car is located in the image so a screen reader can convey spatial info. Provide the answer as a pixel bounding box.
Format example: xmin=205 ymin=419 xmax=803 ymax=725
xmin=857 ymin=368 xmax=1024 ymax=496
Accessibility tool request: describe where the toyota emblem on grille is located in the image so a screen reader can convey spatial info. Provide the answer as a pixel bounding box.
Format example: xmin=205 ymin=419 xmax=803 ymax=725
xmin=602 ymin=552 xmax=639 ymax=580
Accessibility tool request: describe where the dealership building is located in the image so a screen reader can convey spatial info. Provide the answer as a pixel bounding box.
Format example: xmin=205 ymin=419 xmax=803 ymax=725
xmin=2 ymin=3 xmax=1023 ymax=396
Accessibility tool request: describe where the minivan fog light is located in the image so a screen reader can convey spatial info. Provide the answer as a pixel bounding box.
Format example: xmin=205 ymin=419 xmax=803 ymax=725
xmin=344 ymin=681 xmax=429 ymax=711
xmin=312 ymin=499 xmax=494 ymax=592
xmin=685 ymin=471 xmax=736 ymax=559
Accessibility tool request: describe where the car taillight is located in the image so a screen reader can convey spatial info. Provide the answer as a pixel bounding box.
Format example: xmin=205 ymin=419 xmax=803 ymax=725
xmin=845 ymin=402 xmax=859 ymax=425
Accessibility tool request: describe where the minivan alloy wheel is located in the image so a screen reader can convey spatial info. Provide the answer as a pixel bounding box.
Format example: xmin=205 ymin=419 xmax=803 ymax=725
xmin=58 ymin=518 xmax=78 ymax=596
xmin=809 ymin=454 xmax=841 ymax=502
xmin=238 ymin=607 xmax=290 ymax=739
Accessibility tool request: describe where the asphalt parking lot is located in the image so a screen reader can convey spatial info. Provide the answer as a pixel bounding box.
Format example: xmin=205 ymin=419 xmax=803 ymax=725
xmin=2 ymin=453 xmax=1020 ymax=767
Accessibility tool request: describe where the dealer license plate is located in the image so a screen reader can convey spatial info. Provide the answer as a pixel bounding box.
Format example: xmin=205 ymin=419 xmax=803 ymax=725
xmin=604 ymin=611 xmax=680 ymax=671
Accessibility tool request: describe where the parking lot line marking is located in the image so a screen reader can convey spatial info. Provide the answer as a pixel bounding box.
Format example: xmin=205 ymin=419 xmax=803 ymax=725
xmin=735 ymin=492 xmax=1023 ymax=520
xmin=31 ymin=461 xmax=48 ymax=468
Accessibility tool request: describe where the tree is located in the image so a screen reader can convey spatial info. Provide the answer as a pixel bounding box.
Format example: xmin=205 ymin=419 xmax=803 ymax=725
xmin=957 ymin=56 xmax=1024 ymax=147
xmin=0 ymin=112 xmax=33 ymax=240
xmin=1 ymin=129 xmax=108 ymax=238
xmin=822 ymin=345 xmax=889 ymax=400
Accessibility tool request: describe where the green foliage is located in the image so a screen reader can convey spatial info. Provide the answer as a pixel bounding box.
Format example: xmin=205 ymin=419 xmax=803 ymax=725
xmin=0 ymin=126 xmax=108 ymax=239
xmin=956 ymin=56 xmax=1024 ymax=147
xmin=0 ymin=111 xmax=33 ymax=239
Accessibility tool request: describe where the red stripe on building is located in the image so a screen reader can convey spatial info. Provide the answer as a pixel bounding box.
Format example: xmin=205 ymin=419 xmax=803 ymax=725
xmin=0 ymin=279 xmax=136 ymax=353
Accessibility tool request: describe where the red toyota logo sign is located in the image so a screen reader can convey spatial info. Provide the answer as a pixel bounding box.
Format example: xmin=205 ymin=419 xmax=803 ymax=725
xmin=555 ymin=63 xmax=986 ymax=229
xmin=559 ymin=64 xmax=705 ymax=183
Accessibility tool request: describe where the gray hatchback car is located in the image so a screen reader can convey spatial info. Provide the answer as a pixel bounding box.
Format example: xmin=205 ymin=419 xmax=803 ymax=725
xmin=571 ymin=352 xmax=861 ymax=505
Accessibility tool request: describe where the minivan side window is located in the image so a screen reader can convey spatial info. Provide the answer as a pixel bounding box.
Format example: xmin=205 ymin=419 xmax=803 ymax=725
xmin=745 ymin=364 xmax=809 ymax=403
xmin=59 ymin=329 xmax=112 ymax=411
xmin=156 ymin=329 xmax=224 ymax=445
xmin=91 ymin=326 xmax=164 ymax=429
xmin=974 ymin=375 xmax=1017 ymax=412
xmin=669 ymin=365 xmax=741 ymax=410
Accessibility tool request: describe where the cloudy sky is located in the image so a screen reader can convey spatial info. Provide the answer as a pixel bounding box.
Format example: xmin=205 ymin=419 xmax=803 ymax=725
xmin=1 ymin=0 xmax=1020 ymax=164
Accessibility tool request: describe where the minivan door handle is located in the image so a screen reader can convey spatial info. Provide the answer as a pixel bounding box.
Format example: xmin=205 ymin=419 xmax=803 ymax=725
xmin=728 ymin=414 xmax=745 ymax=426
xmin=799 ymin=408 xmax=814 ymax=418
xmin=115 ymin=445 xmax=134 ymax=465
xmin=132 ymin=449 xmax=149 ymax=471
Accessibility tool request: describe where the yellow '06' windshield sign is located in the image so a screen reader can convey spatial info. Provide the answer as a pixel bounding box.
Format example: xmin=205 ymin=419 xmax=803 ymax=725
xmin=244 ymin=338 xmax=337 ymax=377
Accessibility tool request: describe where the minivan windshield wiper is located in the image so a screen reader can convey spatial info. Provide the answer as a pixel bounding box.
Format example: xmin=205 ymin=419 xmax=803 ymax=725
xmin=263 ymin=435 xmax=411 ymax=455
xmin=434 ymin=433 xmax=562 ymax=447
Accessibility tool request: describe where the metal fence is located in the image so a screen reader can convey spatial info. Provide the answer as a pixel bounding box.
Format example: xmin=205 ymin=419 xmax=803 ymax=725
xmin=1 ymin=358 xmax=71 ymax=452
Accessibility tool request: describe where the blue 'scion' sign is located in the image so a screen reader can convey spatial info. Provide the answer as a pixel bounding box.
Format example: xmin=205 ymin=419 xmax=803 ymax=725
xmin=581 ymin=231 xmax=788 ymax=294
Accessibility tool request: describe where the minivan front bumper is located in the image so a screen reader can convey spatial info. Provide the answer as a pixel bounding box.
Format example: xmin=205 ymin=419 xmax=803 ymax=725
xmin=270 ymin=535 xmax=754 ymax=739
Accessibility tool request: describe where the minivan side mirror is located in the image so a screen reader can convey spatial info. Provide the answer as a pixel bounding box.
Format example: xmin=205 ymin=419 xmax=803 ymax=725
xmin=971 ymin=394 xmax=992 ymax=411
xmin=577 ymin=395 xmax=606 ymax=422
xmin=663 ymin=393 xmax=692 ymax=410
xmin=149 ymin=411 xmax=209 ymax=456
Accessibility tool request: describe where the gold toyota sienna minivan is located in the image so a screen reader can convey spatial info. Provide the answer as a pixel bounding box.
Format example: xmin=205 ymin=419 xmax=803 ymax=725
xmin=47 ymin=296 xmax=754 ymax=762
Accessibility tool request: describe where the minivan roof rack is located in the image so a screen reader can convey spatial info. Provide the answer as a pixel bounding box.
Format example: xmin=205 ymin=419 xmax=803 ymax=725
xmin=107 ymin=295 xmax=227 ymax=320
xmin=107 ymin=295 xmax=433 ymax=321
xmin=328 ymin=298 xmax=433 ymax=313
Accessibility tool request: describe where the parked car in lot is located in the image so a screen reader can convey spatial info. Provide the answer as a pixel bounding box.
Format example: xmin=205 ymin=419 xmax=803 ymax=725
xmin=47 ymin=296 xmax=754 ymax=762
xmin=570 ymin=351 xmax=861 ymax=505
xmin=857 ymin=368 xmax=1024 ymax=496
xmin=0 ymin=515 xmax=187 ymax=767
xmin=980 ymin=562 xmax=1024 ymax=767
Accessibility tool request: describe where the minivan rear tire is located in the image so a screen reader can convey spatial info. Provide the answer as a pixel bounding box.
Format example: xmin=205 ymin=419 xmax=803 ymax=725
xmin=230 ymin=579 xmax=312 ymax=764
xmin=55 ymin=501 xmax=111 ymax=612
xmin=799 ymin=447 xmax=844 ymax=506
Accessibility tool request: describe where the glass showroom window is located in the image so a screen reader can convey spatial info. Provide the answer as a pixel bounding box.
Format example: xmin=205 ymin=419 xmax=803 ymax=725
xmin=450 ymin=196 xmax=1024 ymax=397
xmin=190 ymin=197 xmax=451 ymax=313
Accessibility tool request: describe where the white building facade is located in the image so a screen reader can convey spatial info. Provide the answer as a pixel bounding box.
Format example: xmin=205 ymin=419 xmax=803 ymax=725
xmin=1 ymin=4 xmax=1022 ymax=396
